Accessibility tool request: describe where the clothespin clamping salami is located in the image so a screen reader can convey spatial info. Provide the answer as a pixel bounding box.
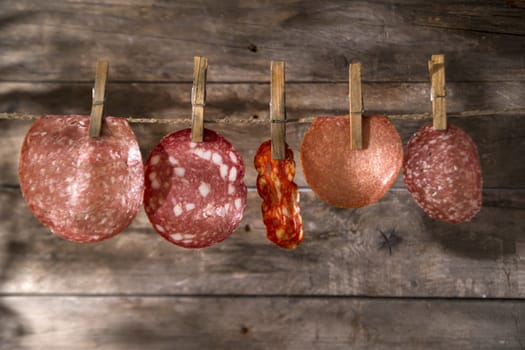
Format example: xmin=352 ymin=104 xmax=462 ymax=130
xmin=88 ymin=60 xmax=109 ymax=137
xmin=270 ymin=60 xmax=286 ymax=160
xmin=428 ymin=54 xmax=447 ymax=131
xmin=252 ymin=60 xmax=304 ymax=249
xmin=402 ymin=53 xmax=482 ymax=224
xmin=348 ymin=62 xmax=363 ymax=150
xmin=191 ymin=56 xmax=208 ymax=142
xmin=143 ymin=55 xmax=248 ymax=249
xmin=301 ymin=60 xmax=403 ymax=208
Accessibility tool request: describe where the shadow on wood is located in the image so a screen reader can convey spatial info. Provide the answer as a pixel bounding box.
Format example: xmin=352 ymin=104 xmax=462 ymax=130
xmin=0 ymin=188 xmax=27 ymax=349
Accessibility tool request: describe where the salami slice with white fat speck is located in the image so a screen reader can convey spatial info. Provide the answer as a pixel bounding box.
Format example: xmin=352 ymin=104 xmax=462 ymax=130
xmin=144 ymin=128 xmax=247 ymax=248
xmin=403 ymin=124 xmax=482 ymax=224
xmin=18 ymin=115 xmax=144 ymax=243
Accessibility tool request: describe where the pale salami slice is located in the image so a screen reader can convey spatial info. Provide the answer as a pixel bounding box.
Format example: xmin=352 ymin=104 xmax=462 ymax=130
xmin=18 ymin=115 xmax=144 ymax=243
xmin=254 ymin=140 xmax=303 ymax=249
xmin=144 ymin=128 xmax=247 ymax=248
xmin=301 ymin=115 xmax=403 ymax=208
xmin=403 ymin=124 xmax=482 ymax=224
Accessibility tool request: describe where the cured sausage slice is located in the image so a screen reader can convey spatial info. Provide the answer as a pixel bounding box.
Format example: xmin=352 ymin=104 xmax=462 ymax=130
xmin=300 ymin=115 xmax=403 ymax=208
xmin=18 ymin=115 xmax=144 ymax=243
xmin=403 ymin=124 xmax=482 ymax=224
xmin=254 ymin=140 xmax=303 ymax=249
xmin=144 ymin=128 xmax=247 ymax=248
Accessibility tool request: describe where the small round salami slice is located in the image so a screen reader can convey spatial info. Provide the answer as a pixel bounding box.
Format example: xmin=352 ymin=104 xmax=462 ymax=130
xmin=403 ymin=124 xmax=482 ymax=224
xmin=144 ymin=128 xmax=247 ymax=248
xmin=301 ymin=115 xmax=403 ymax=208
xmin=254 ymin=140 xmax=303 ymax=249
xmin=18 ymin=115 xmax=144 ymax=243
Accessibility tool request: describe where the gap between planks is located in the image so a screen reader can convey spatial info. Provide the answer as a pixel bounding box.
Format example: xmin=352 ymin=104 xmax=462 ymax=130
xmin=0 ymin=293 xmax=524 ymax=302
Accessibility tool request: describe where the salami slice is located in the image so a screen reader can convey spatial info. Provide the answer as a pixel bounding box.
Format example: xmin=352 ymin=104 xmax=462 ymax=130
xmin=144 ymin=128 xmax=247 ymax=248
xmin=300 ymin=115 xmax=403 ymax=208
xmin=18 ymin=115 xmax=144 ymax=243
xmin=254 ymin=140 xmax=303 ymax=249
xmin=403 ymin=124 xmax=482 ymax=224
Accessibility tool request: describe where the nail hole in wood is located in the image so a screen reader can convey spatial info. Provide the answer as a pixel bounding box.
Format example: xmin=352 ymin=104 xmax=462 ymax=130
xmin=248 ymin=44 xmax=258 ymax=53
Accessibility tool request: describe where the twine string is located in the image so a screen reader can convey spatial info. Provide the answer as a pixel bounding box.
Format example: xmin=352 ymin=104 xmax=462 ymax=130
xmin=0 ymin=108 xmax=524 ymax=125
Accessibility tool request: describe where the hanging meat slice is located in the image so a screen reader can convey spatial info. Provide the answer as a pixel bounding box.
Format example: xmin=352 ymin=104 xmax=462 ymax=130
xmin=18 ymin=115 xmax=144 ymax=243
xmin=254 ymin=140 xmax=303 ymax=249
xmin=300 ymin=115 xmax=403 ymax=208
xmin=144 ymin=128 xmax=247 ymax=248
xmin=403 ymin=124 xmax=482 ymax=224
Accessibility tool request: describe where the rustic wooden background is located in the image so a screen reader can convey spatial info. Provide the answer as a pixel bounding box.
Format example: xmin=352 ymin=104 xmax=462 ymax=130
xmin=1 ymin=1 xmax=525 ymax=349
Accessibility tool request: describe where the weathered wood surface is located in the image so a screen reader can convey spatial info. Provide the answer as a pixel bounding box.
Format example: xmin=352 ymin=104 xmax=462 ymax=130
xmin=1 ymin=188 xmax=523 ymax=298
xmin=1 ymin=1 xmax=524 ymax=82
xmin=1 ymin=0 xmax=525 ymax=348
xmin=1 ymin=82 xmax=524 ymax=188
xmin=1 ymin=296 xmax=524 ymax=350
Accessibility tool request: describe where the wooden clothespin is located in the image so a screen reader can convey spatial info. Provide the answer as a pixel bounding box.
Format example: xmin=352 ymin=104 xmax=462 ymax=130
xmin=348 ymin=62 xmax=363 ymax=150
xmin=270 ymin=60 xmax=286 ymax=160
xmin=428 ymin=54 xmax=447 ymax=130
xmin=191 ymin=56 xmax=208 ymax=142
xmin=89 ymin=60 xmax=109 ymax=137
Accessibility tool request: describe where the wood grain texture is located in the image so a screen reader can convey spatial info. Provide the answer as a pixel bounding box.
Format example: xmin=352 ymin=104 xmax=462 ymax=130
xmin=0 ymin=188 xmax=523 ymax=297
xmin=0 ymin=82 xmax=524 ymax=188
xmin=0 ymin=0 xmax=524 ymax=82
xmin=1 ymin=1 xmax=525 ymax=347
xmin=0 ymin=296 xmax=524 ymax=350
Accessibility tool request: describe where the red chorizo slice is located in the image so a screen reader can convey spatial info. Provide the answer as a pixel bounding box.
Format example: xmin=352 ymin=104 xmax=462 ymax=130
xmin=144 ymin=128 xmax=247 ymax=248
xmin=300 ymin=115 xmax=403 ymax=208
xmin=18 ymin=115 xmax=144 ymax=243
xmin=403 ymin=124 xmax=482 ymax=224
xmin=254 ymin=140 xmax=303 ymax=249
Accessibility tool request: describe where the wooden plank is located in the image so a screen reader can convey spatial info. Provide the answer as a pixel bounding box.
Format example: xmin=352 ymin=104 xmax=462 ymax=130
xmin=0 ymin=82 xmax=524 ymax=188
xmin=0 ymin=1 xmax=524 ymax=82
xmin=1 ymin=82 xmax=522 ymax=120
xmin=0 ymin=188 xmax=524 ymax=297
xmin=1 ymin=296 xmax=524 ymax=350
xmin=409 ymin=1 xmax=525 ymax=35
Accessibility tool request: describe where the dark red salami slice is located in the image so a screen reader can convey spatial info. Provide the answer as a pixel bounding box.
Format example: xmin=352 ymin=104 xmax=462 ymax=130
xmin=254 ymin=140 xmax=303 ymax=249
xmin=300 ymin=115 xmax=403 ymax=208
xmin=144 ymin=128 xmax=247 ymax=248
xmin=18 ymin=115 xmax=144 ymax=243
xmin=403 ymin=124 xmax=482 ymax=224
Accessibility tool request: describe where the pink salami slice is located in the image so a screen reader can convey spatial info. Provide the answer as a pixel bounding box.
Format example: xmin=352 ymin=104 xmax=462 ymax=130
xmin=301 ymin=115 xmax=403 ymax=208
xmin=18 ymin=115 xmax=144 ymax=242
xmin=403 ymin=124 xmax=482 ymax=224
xmin=144 ymin=128 xmax=247 ymax=248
